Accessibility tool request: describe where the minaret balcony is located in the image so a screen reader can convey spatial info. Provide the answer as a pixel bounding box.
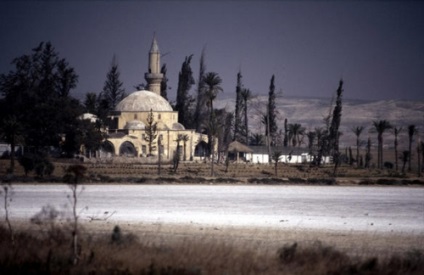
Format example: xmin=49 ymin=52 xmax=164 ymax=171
xmin=145 ymin=73 xmax=164 ymax=81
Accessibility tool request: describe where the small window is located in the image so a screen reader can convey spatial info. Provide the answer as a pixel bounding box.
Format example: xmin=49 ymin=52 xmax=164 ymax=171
xmin=134 ymin=114 xmax=138 ymax=119
xmin=158 ymin=114 xmax=161 ymax=120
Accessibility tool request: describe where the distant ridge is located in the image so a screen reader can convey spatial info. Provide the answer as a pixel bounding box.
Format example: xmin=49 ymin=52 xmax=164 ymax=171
xmin=215 ymin=96 xmax=424 ymax=148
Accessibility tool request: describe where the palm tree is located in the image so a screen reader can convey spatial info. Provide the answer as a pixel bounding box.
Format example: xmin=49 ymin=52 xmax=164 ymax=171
xmin=372 ymin=120 xmax=392 ymax=169
xmin=393 ymin=126 xmax=403 ymax=171
xmin=407 ymin=125 xmax=417 ymax=172
xmin=203 ymin=72 xmax=223 ymax=176
xmin=203 ymin=72 xmax=223 ymax=121
xmin=288 ymin=123 xmax=305 ymax=147
xmin=352 ymin=126 xmax=365 ymax=168
xmin=241 ymin=88 xmax=252 ymax=144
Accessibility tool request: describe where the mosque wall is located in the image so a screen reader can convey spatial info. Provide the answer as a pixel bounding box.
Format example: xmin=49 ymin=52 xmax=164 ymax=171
xmin=111 ymin=111 xmax=178 ymax=130
xmin=106 ymin=129 xmax=208 ymax=161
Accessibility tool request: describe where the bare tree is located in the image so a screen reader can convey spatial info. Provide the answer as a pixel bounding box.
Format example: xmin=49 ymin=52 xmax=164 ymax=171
xmin=64 ymin=164 xmax=87 ymax=265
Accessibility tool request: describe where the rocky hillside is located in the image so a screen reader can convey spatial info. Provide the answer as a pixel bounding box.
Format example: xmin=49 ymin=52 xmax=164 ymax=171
xmin=216 ymin=96 xmax=424 ymax=148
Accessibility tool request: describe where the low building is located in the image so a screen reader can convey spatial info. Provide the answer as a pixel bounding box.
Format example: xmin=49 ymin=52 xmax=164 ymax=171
xmin=246 ymin=146 xmax=331 ymax=164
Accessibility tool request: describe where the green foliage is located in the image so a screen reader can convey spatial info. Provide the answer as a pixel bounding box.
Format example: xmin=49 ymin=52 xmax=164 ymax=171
xmin=0 ymin=42 xmax=82 ymax=152
xmin=194 ymin=48 xmax=207 ymax=132
xmin=267 ymin=75 xmax=278 ymax=145
xmin=328 ymin=79 xmax=343 ymax=153
xmin=34 ymin=157 xmax=54 ymax=178
xmin=19 ymin=153 xmax=54 ymax=178
xmin=240 ymin=88 xmax=251 ymax=144
xmin=175 ymin=55 xmax=195 ymax=127
xmin=160 ymin=64 xmax=168 ymax=100
xmin=100 ymin=56 xmax=126 ymax=111
xmin=63 ymin=164 xmax=87 ymax=184
xmin=18 ymin=155 xmax=35 ymax=176
xmin=234 ymin=72 xmax=244 ymax=142
xmin=0 ymin=115 xmax=24 ymax=173
xmin=62 ymin=118 xmax=104 ymax=157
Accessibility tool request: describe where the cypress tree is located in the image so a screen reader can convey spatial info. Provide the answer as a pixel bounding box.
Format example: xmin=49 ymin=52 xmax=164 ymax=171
xmin=175 ymin=55 xmax=195 ymax=127
xmin=268 ymin=75 xmax=278 ymax=146
xmin=233 ymin=71 xmax=243 ymax=142
xmin=101 ymin=55 xmax=126 ymax=111
xmin=160 ymin=64 xmax=168 ymax=100
xmin=194 ymin=48 xmax=207 ymax=132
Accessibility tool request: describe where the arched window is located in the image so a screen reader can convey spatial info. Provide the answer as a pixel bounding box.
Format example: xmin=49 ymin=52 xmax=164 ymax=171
xmin=119 ymin=141 xmax=137 ymax=157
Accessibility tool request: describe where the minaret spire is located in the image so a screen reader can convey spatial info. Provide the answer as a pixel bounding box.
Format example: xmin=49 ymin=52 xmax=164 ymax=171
xmin=145 ymin=34 xmax=163 ymax=95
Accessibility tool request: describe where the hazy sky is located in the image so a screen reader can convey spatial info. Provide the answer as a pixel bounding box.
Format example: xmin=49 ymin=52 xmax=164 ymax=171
xmin=1 ymin=1 xmax=423 ymax=102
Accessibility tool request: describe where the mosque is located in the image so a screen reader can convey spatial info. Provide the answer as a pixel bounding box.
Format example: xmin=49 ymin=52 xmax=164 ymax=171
xmin=100 ymin=37 xmax=209 ymax=161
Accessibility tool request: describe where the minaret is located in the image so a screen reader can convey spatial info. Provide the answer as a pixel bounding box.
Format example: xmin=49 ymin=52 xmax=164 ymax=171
xmin=144 ymin=35 xmax=164 ymax=95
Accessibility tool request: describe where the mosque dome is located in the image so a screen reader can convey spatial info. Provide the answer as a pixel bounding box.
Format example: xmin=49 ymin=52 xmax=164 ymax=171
xmin=124 ymin=120 xmax=145 ymax=130
xmin=116 ymin=90 xmax=173 ymax=112
xmin=172 ymin=122 xmax=185 ymax=130
xmin=156 ymin=121 xmax=169 ymax=130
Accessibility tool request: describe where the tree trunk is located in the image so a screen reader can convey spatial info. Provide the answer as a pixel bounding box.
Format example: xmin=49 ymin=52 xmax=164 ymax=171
xmin=418 ymin=144 xmax=422 ymax=177
xmin=408 ymin=137 xmax=412 ymax=172
xmin=395 ymin=136 xmax=399 ymax=171
xmin=9 ymin=138 xmax=15 ymax=174
xmin=244 ymin=99 xmax=249 ymax=144
xmin=356 ymin=138 xmax=359 ymax=168
xmin=210 ymin=138 xmax=214 ymax=177
xmin=274 ymin=161 xmax=278 ymax=176
xmin=378 ymin=135 xmax=383 ymax=169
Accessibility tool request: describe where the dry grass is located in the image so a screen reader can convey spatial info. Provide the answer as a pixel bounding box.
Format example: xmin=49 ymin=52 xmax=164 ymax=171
xmin=1 ymin=222 xmax=423 ymax=274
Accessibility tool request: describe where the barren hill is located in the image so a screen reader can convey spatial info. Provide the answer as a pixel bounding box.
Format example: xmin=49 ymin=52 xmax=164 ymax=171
xmin=215 ymin=96 xmax=424 ymax=148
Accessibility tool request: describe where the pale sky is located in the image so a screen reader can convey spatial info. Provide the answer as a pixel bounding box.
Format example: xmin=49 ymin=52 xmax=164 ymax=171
xmin=1 ymin=1 xmax=423 ymax=102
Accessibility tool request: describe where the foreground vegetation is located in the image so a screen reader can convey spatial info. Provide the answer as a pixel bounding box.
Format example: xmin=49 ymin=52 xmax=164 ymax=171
xmin=0 ymin=224 xmax=423 ymax=274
